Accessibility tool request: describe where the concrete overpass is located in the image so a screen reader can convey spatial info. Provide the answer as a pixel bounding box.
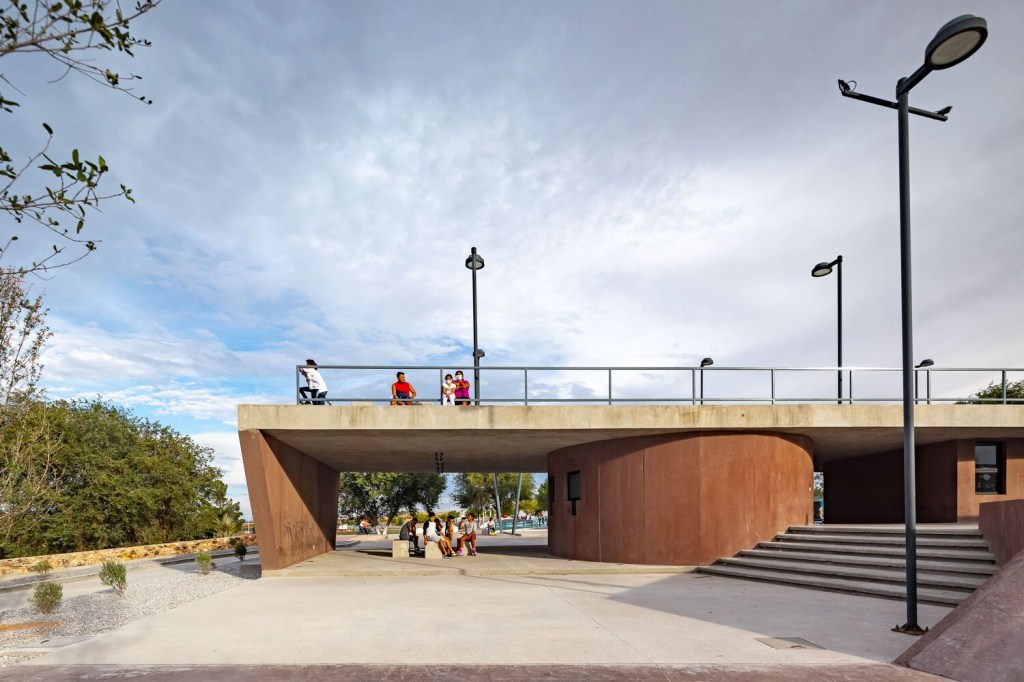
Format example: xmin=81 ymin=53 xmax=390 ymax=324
xmin=238 ymin=404 xmax=1024 ymax=569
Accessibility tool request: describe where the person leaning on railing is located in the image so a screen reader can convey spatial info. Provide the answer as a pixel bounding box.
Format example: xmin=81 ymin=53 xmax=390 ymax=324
xmin=298 ymin=359 xmax=328 ymax=405
xmin=391 ymin=371 xmax=417 ymax=405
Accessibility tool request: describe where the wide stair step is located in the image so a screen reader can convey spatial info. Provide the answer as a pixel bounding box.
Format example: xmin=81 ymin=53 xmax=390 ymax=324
xmin=698 ymin=524 xmax=996 ymax=607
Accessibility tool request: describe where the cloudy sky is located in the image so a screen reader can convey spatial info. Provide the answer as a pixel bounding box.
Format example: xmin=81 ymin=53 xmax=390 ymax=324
xmin=4 ymin=1 xmax=1023 ymax=518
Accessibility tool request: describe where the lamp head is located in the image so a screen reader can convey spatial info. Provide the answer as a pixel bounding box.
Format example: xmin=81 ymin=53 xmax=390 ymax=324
xmin=474 ymin=349 xmax=486 ymax=358
xmin=465 ymin=246 xmax=485 ymax=271
xmin=925 ymin=15 xmax=988 ymax=70
xmin=915 ymin=358 xmax=934 ymax=369
xmin=811 ymin=261 xmax=834 ymax=277
xmin=700 ymin=357 xmax=713 ymax=368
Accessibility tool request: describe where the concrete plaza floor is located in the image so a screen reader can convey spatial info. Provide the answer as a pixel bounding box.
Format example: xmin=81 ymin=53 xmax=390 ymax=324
xmin=3 ymin=534 xmax=951 ymax=680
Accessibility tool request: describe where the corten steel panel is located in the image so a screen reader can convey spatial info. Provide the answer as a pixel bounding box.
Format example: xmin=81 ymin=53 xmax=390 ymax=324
xmin=824 ymin=440 xmax=1000 ymax=524
xmin=957 ymin=438 xmax=1024 ymax=522
xmin=549 ymin=432 xmax=812 ymax=566
xmin=824 ymin=450 xmax=902 ymax=523
xmin=239 ymin=429 xmax=339 ymax=570
xmin=573 ymin=447 xmax=601 ymax=563
xmin=644 ymin=437 xmax=701 ymax=565
xmin=916 ymin=441 xmax=957 ymax=522
xmin=697 ymin=434 xmax=814 ymax=566
xmin=597 ymin=441 xmax=646 ymax=564
xmin=978 ymin=498 xmax=1024 ymax=564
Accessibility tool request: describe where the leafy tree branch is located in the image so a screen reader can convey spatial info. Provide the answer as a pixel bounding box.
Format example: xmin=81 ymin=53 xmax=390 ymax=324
xmin=0 ymin=0 xmax=160 ymax=274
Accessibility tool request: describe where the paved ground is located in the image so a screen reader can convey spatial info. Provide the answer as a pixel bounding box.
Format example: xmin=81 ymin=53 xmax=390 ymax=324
xmin=0 ymin=534 xmax=951 ymax=680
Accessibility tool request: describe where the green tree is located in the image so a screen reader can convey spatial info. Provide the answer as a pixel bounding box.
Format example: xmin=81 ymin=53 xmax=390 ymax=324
xmin=2 ymin=398 xmax=239 ymax=557
xmin=0 ymin=268 xmax=57 ymax=557
xmin=959 ymin=380 xmax=1024 ymax=404
xmin=1 ymin=0 xmax=161 ymax=274
xmin=452 ymin=473 xmax=536 ymax=517
xmin=535 ymin=476 xmax=549 ymax=513
xmin=337 ymin=472 xmax=445 ymax=531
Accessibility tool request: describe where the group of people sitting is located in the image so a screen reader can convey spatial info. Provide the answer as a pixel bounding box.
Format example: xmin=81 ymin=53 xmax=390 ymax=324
xmin=399 ymin=512 xmax=478 ymax=558
xmin=392 ymin=370 xmax=472 ymax=406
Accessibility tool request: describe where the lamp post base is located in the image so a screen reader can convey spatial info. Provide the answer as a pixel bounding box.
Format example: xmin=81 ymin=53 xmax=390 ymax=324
xmin=893 ymin=623 xmax=930 ymax=636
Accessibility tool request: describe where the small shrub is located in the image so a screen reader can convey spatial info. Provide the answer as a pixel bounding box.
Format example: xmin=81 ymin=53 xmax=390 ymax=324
xmin=195 ymin=552 xmax=215 ymax=575
xmin=32 ymin=559 xmax=53 ymax=577
xmin=233 ymin=542 xmax=247 ymax=562
xmin=31 ymin=582 xmax=63 ymax=614
xmin=99 ymin=560 xmax=128 ymax=596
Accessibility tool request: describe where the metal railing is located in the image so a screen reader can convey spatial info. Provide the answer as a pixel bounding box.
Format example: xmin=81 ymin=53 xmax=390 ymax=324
xmin=295 ymin=364 xmax=1023 ymax=406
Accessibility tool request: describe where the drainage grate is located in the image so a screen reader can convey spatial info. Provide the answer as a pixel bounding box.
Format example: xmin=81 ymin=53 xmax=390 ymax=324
xmin=755 ymin=636 xmax=824 ymax=650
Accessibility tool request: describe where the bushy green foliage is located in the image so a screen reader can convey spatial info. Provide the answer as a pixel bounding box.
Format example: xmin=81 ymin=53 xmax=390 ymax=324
xmin=31 ymin=559 xmax=53 ymax=576
xmin=31 ymin=581 xmax=62 ymax=614
xmin=98 ymin=560 xmax=127 ymax=596
xmin=233 ymin=541 xmax=247 ymax=562
xmin=337 ymin=472 xmax=446 ymax=531
xmin=195 ymin=552 xmax=214 ymax=575
xmin=959 ymin=380 xmax=1024 ymax=404
xmin=1 ymin=398 xmax=243 ymax=558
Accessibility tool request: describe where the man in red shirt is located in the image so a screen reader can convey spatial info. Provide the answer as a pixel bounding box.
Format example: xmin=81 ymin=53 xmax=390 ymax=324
xmin=391 ymin=371 xmax=417 ymax=405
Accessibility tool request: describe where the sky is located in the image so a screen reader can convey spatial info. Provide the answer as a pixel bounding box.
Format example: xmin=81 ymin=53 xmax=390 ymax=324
xmin=3 ymin=1 xmax=1023 ymax=520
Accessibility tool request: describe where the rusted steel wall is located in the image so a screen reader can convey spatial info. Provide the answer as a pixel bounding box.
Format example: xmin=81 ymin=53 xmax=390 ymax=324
xmin=239 ymin=429 xmax=339 ymax=570
xmin=547 ymin=432 xmax=814 ymax=566
xmin=979 ymin=498 xmax=1024 ymax=565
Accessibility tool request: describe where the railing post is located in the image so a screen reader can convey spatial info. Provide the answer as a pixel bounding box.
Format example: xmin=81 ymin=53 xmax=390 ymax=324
xmin=524 ymin=368 xmax=529 ymax=406
xmin=1002 ymin=370 xmax=1008 ymax=405
xmin=848 ymin=369 xmax=854 ymax=404
xmin=770 ymin=369 xmax=776 ymax=405
xmin=608 ymin=369 xmax=613 ymax=406
xmin=691 ymin=369 xmax=697 ymax=405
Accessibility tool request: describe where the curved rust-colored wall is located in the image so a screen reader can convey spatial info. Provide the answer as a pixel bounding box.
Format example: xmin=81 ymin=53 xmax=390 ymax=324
xmin=547 ymin=432 xmax=814 ymax=566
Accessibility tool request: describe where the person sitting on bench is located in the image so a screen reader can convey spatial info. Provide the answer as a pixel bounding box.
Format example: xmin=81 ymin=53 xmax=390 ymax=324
xmin=425 ymin=517 xmax=454 ymax=558
xmin=391 ymin=371 xmax=417 ymax=405
xmin=457 ymin=513 xmax=478 ymax=556
xmin=400 ymin=516 xmax=420 ymax=554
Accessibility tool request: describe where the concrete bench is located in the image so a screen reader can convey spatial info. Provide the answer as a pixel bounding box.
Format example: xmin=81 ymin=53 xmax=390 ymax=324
xmin=423 ymin=541 xmax=443 ymax=559
xmin=391 ymin=540 xmax=411 ymax=558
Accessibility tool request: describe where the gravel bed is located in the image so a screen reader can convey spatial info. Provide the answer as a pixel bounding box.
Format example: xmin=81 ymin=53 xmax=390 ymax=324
xmin=0 ymin=562 xmax=254 ymax=667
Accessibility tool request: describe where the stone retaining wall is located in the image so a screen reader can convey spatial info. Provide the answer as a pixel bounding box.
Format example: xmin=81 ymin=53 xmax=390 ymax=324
xmin=0 ymin=535 xmax=258 ymax=578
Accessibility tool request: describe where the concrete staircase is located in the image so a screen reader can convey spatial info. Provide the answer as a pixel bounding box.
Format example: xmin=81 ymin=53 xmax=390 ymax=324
xmin=698 ymin=525 xmax=997 ymax=606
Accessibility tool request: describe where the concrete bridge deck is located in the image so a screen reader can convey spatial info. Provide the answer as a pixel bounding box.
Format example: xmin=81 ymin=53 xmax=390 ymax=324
xmin=238 ymin=403 xmax=1024 ymax=472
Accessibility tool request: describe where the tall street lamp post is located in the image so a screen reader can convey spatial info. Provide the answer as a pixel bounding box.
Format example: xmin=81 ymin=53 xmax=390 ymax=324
xmin=465 ymin=247 xmax=485 ymax=405
xmin=839 ymin=14 xmax=987 ymax=635
xmin=812 ymin=256 xmax=843 ymax=404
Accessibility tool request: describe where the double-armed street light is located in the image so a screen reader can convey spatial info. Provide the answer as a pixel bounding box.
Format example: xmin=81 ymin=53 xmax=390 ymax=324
xmin=465 ymin=247 xmax=485 ymax=405
xmin=839 ymin=14 xmax=987 ymax=635
xmin=811 ymin=256 xmax=844 ymax=404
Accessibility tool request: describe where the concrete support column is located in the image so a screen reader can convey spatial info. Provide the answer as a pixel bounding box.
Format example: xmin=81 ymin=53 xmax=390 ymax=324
xmin=239 ymin=429 xmax=339 ymax=570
